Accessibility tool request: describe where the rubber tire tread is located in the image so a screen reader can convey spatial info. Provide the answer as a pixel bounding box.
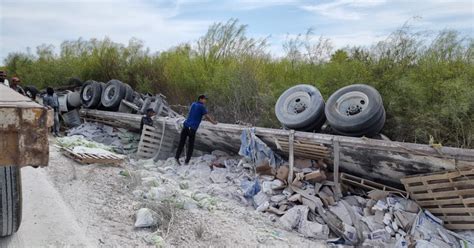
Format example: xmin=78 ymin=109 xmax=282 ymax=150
xmin=331 ymin=108 xmax=386 ymax=137
xmin=81 ymin=80 xmax=103 ymax=108
xmin=325 ymin=84 xmax=383 ymax=132
xmin=123 ymin=84 xmax=134 ymax=102
xmin=0 ymin=166 xmax=22 ymax=237
xmin=101 ymin=79 xmax=127 ymax=109
xmin=275 ymin=84 xmax=325 ymax=129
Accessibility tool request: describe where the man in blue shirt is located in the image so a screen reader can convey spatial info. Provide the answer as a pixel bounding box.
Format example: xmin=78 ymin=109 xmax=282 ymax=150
xmin=175 ymin=95 xmax=217 ymax=165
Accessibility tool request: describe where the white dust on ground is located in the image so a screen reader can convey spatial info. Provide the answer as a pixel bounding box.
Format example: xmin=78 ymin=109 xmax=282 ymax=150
xmin=44 ymin=144 xmax=327 ymax=247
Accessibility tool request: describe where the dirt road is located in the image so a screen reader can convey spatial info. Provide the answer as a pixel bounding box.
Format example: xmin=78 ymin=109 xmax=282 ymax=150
xmin=0 ymin=167 xmax=94 ymax=248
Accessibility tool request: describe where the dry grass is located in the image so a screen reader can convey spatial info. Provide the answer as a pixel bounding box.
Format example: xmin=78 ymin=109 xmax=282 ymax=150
xmin=143 ymin=200 xmax=179 ymax=238
xmin=194 ymin=222 xmax=205 ymax=239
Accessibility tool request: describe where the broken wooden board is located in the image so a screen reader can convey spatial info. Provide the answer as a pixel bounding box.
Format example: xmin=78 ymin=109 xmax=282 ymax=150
xmin=341 ymin=173 xmax=408 ymax=196
xmin=401 ymin=169 xmax=474 ymax=230
xmin=80 ymin=109 xmax=474 ymax=185
xmin=275 ymin=137 xmax=330 ymax=161
xmin=61 ymin=147 xmax=124 ymax=165
xmin=137 ymin=124 xmax=177 ymax=160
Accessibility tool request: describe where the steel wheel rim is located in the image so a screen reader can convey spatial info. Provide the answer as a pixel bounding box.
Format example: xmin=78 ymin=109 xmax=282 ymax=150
xmin=335 ymin=91 xmax=369 ymax=116
xmin=104 ymin=86 xmax=116 ymax=101
xmin=82 ymin=85 xmax=93 ymax=101
xmin=283 ymin=91 xmax=311 ymax=116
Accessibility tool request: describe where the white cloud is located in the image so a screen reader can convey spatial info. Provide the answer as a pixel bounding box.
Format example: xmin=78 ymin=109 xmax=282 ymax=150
xmin=0 ymin=0 xmax=211 ymax=62
xmin=301 ymin=0 xmax=387 ymax=20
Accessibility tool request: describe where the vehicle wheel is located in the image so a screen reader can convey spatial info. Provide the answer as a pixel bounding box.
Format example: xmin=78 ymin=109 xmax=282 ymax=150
xmin=0 ymin=166 xmax=22 ymax=237
xmin=275 ymin=84 xmax=325 ymax=129
xmin=101 ymin=79 xmax=126 ymax=110
xmin=330 ymin=109 xmax=385 ymax=137
xmin=325 ymin=84 xmax=385 ymax=134
xmin=300 ymin=114 xmax=327 ymax=132
xmin=80 ymin=80 xmax=103 ymax=109
xmin=123 ymin=83 xmax=134 ymax=102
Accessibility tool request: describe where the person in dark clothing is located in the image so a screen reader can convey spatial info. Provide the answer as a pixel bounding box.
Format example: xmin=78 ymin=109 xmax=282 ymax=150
xmin=140 ymin=108 xmax=156 ymax=134
xmin=10 ymin=77 xmax=25 ymax=95
xmin=175 ymin=95 xmax=217 ymax=165
xmin=0 ymin=71 xmax=9 ymax=87
xmin=24 ymin=86 xmax=39 ymax=100
xmin=43 ymin=87 xmax=60 ymax=136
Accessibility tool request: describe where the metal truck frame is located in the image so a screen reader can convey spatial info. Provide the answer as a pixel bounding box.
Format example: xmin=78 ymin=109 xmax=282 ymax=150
xmin=0 ymin=84 xmax=51 ymax=236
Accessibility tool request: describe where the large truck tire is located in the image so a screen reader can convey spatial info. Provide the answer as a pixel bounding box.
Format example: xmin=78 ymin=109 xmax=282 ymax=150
xmin=331 ymin=109 xmax=386 ymax=137
xmin=0 ymin=166 xmax=22 ymax=237
xmin=123 ymin=83 xmax=134 ymax=102
xmin=325 ymin=84 xmax=385 ymax=136
xmin=101 ymin=79 xmax=126 ymax=110
xmin=275 ymin=84 xmax=326 ymax=130
xmin=81 ymin=80 xmax=103 ymax=109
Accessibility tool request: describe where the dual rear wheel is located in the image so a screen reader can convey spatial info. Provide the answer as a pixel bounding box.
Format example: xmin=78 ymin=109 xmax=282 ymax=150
xmin=275 ymin=84 xmax=385 ymax=137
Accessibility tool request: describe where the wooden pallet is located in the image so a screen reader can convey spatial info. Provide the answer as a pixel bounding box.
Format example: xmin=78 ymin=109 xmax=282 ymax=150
xmin=62 ymin=147 xmax=124 ymax=165
xmin=341 ymin=173 xmax=408 ymax=195
xmin=401 ymin=169 xmax=474 ymax=230
xmin=275 ymin=138 xmax=330 ymax=160
xmin=137 ymin=124 xmax=177 ymax=160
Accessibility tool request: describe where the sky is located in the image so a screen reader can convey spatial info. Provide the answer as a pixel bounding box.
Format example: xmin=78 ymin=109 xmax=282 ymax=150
xmin=0 ymin=0 xmax=473 ymax=63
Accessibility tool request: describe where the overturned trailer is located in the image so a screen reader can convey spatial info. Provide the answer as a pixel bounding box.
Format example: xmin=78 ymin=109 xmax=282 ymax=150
xmin=80 ymin=109 xmax=474 ymax=185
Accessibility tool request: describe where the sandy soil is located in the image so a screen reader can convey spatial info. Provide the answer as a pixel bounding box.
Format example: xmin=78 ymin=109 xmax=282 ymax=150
xmin=30 ymin=142 xmax=328 ymax=247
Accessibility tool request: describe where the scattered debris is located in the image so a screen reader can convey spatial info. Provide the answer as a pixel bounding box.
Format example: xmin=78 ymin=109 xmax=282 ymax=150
xmin=134 ymin=208 xmax=158 ymax=228
xmin=239 ymin=128 xmax=283 ymax=169
xmin=53 ymin=94 xmax=474 ymax=247
xmin=67 ymin=122 xmax=140 ymax=154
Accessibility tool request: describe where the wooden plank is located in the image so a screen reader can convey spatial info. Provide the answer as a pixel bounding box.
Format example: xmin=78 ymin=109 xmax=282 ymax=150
xmin=406 ymin=180 xmax=474 ymax=192
xmin=278 ymin=146 xmax=331 ymax=156
xmin=288 ymin=130 xmax=294 ymax=185
xmin=138 ymin=146 xmax=158 ymax=154
xmin=137 ymin=152 xmax=153 ymax=159
xmin=285 ymin=150 xmax=330 ymax=158
xmin=435 ymin=215 xmax=474 ymax=222
xmin=416 ymin=198 xmax=465 ymax=206
xmin=276 ymin=140 xmax=328 ymax=150
xmin=428 ymin=207 xmax=474 ymax=214
xmin=410 ymin=189 xmax=474 ymax=200
xmin=341 ymin=173 xmax=407 ymax=194
xmin=445 ymin=224 xmax=474 ymax=230
xmin=333 ymin=139 xmax=341 ymax=200
xmin=401 ymin=169 xmax=474 ymax=184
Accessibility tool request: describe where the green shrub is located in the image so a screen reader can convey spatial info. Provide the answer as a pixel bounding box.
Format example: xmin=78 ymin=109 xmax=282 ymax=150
xmin=4 ymin=21 xmax=473 ymax=148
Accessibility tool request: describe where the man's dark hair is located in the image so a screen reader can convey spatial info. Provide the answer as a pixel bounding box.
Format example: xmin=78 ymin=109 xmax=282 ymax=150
xmin=198 ymin=95 xmax=208 ymax=101
xmin=46 ymin=87 xmax=54 ymax=95
xmin=146 ymin=108 xmax=155 ymax=114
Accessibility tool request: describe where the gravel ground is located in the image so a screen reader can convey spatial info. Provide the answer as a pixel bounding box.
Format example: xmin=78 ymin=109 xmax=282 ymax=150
xmin=44 ymin=142 xmax=327 ymax=247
